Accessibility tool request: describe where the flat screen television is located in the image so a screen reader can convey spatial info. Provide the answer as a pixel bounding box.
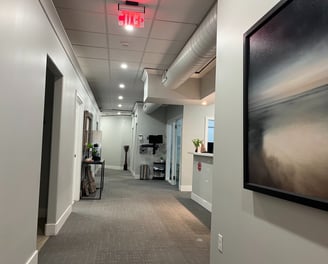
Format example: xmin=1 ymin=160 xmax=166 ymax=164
xmin=148 ymin=135 xmax=163 ymax=144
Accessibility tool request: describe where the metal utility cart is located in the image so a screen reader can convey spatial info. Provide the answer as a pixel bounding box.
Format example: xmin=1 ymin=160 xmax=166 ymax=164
xmin=153 ymin=161 xmax=165 ymax=179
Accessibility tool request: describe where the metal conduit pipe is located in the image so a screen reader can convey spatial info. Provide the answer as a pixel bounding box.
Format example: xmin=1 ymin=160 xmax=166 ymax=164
xmin=162 ymin=3 xmax=217 ymax=90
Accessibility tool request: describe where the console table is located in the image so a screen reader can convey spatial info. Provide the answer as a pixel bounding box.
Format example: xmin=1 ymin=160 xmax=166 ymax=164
xmin=81 ymin=159 xmax=105 ymax=200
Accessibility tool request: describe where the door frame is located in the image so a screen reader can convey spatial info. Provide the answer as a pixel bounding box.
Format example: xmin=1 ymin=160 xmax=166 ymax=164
xmin=166 ymin=116 xmax=183 ymax=186
xmin=72 ymin=91 xmax=84 ymax=202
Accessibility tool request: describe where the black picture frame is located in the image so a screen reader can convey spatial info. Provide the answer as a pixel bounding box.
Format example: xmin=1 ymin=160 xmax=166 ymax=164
xmin=243 ymin=0 xmax=328 ymax=211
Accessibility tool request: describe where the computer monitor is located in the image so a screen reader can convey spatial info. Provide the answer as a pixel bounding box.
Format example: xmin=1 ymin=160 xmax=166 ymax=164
xmin=207 ymin=142 xmax=214 ymax=153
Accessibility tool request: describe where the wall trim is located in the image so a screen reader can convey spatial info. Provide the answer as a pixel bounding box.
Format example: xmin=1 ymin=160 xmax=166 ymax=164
xmin=131 ymin=170 xmax=140 ymax=179
xmin=105 ymin=165 xmax=123 ymax=170
xmin=130 ymin=170 xmax=139 ymax=179
xmin=180 ymin=185 xmax=192 ymax=192
xmin=26 ymin=250 xmax=38 ymax=264
xmin=45 ymin=204 xmax=72 ymax=236
xmin=191 ymin=192 xmax=212 ymax=212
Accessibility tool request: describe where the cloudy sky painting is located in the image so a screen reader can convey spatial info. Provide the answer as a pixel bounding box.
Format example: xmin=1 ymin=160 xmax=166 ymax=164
xmin=246 ymin=0 xmax=328 ymax=202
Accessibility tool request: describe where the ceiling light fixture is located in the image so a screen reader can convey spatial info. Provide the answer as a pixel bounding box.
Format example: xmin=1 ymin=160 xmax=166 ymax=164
xmin=118 ymin=104 xmax=122 ymax=108
xmin=118 ymin=95 xmax=123 ymax=100
xmin=120 ymin=63 xmax=128 ymax=69
xmin=125 ymin=25 xmax=134 ymax=31
xmin=117 ymin=112 xmax=121 ymax=115
xmin=202 ymin=101 xmax=207 ymax=105
xmin=119 ymin=83 xmax=125 ymax=88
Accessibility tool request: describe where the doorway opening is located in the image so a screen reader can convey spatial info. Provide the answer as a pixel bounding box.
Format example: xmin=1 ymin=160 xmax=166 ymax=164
xmin=37 ymin=57 xmax=62 ymax=249
xmin=166 ymin=117 xmax=182 ymax=188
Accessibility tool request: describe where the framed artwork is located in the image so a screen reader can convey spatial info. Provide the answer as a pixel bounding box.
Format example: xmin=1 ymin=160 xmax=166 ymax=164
xmin=243 ymin=0 xmax=328 ymax=211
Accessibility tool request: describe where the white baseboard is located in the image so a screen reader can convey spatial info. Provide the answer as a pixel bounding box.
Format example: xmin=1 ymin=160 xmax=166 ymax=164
xmin=45 ymin=204 xmax=72 ymax=236
xmin=130 ymin=170 xmax=139 ymax=179
xmin=180 ymin=185 xmax=192 ymax=192
xmin=26 ymin=250 xmax=38 ymax=264
xmin=191 ymin=192 xmax=212 ymax=212
xmin=105 ymin=165 xmax=122 ymax=170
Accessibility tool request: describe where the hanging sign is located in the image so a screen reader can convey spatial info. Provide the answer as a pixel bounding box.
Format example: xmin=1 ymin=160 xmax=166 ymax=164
xmin=118 ymin=10 xmax=145 ymax=28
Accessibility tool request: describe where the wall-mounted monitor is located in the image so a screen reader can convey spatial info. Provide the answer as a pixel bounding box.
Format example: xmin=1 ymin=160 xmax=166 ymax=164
xmin=148 ymin=135 xmax=163 ymax=144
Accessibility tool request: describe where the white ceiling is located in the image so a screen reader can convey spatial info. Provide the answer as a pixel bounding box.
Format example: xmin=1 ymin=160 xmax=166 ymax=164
xmin=53 ymin=0 xmax=216 ymax=113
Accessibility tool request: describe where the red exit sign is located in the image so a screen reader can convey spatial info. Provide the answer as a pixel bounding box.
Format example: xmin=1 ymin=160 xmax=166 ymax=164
xmin=118 ymin=10 xmax=145 ymax=28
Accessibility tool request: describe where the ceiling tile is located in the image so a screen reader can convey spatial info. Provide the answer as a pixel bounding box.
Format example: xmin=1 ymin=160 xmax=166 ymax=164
xmin=53 ymin=0 xmax=215 ymax=111
xmin=108 ymin=34 xmax=147 ymax=51
xmin=150 ymin=20 xmax=197 ymax=41
xmin=141 ymin=63 xmax=167 ymax=70
xmin=106 ymin=0 xmax=159 ymax=19
xmin=155 ymin=0 xmax=215 ymax=24
xmin=110 ymin=61 xmax=140 ymax=72
xmin=73 ymin=45 xmax=108 ymax=60
xmin=78 ymin=58 xmax=109 ymax=77
xmin=66 ymin=30 xmax=107 ymax=48
xmin=142 ymin=52 xmax=176 ymax=66
xmin=107 ymin=14 xmax=151 ymax=38
xmin=109 ymin=49 xmax=143 ymax=63
xmin=110 ymin=70 xmax=139 ymax=84
xmin=53 ymin=0 xmax=105 ymax=13
xmin=109 ymin=79 xmax=135 ymax=89
xmin=145 ymin=39 xmax=184 ymax=54
xmin=57 ymin=9 xmax=106 ymax=33
xmin=78 ymin=57 xmax=108 ymax=66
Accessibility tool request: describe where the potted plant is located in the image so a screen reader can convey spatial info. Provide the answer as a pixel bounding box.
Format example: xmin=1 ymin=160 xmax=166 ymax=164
xmin=192 ymin=138 xmax=202 ymax=152
xmin=86 ymin=143 xmax=93 ymax=158
xmin=92 ymin=143 xmax=101 ymax=161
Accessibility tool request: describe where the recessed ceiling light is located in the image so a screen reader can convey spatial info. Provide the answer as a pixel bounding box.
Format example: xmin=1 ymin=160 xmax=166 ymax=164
xmin=120 ymin=63 xmax=128 ymax=69
xmin=118 ymin=95 xmax=123 ymax=100
xmin=118 ymin=104 xmax=122 ymax=108
xmin=125 ymin=25 xmax=134 ymax=31
xmin=117 ymin=112 xmax=121 ymax=115
xmin=119 ymin=83 xmax=125 ymax=88
xmin=202 ymin=101 xmax=207 ymax=105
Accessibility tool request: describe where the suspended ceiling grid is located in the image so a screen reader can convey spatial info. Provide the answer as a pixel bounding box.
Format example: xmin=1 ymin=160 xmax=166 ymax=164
xmin=53 ymin=0 xmax=216 ymax=112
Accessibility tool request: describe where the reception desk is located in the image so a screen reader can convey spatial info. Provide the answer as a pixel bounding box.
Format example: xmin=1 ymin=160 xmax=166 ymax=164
xmin=189 ymin=152 xmax=213 ymax=212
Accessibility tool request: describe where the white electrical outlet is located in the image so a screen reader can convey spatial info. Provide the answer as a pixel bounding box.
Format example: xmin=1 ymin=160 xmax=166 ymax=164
xmin=218 ymin=234 xmax=223 ymax=253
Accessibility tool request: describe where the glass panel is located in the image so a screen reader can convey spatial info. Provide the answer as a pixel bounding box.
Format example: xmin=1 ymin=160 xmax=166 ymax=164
xmin=175 ymin=119 xmax=182 ymax=185
xmin=207 ymin=119 xmax=215 ymax=143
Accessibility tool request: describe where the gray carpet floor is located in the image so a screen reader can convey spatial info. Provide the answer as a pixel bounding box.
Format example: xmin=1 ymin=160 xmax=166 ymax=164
xmin=39 ymin=169 xmax=211 ymax=264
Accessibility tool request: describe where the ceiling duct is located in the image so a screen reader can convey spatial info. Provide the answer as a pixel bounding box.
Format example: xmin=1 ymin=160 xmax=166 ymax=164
xmin=162 ymin=3 xmax=217 ymax=90
xmin=142 ymin=69 xmax=162 ymax=114
xmin=143 ymin=103 xmax=161 ymax=114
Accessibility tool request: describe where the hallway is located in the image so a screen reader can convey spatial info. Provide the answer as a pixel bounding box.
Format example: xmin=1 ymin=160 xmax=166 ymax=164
xmin=39 ymin=169 xmax=211 ymax=264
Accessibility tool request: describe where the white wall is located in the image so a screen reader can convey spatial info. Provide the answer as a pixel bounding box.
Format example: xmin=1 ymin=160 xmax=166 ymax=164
xmin=101 ymin=116 xmax=132 ymax=170
xmin=200 ymin=67 xmax=215 ymax=98
xmin=130 ymin=104 xmax=166 ymax=178
xmin=191 ymin=154 xmax=213 ymax=211
xmin=180 ymin=104 xmax=215 ymax=191
xmin=0 ymin=1 xmax=99 ymax=263
xmin=166 ymin=105 xmax=183 ymax=122
xmin=211 ymin=1 xmax=328 ymax=264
